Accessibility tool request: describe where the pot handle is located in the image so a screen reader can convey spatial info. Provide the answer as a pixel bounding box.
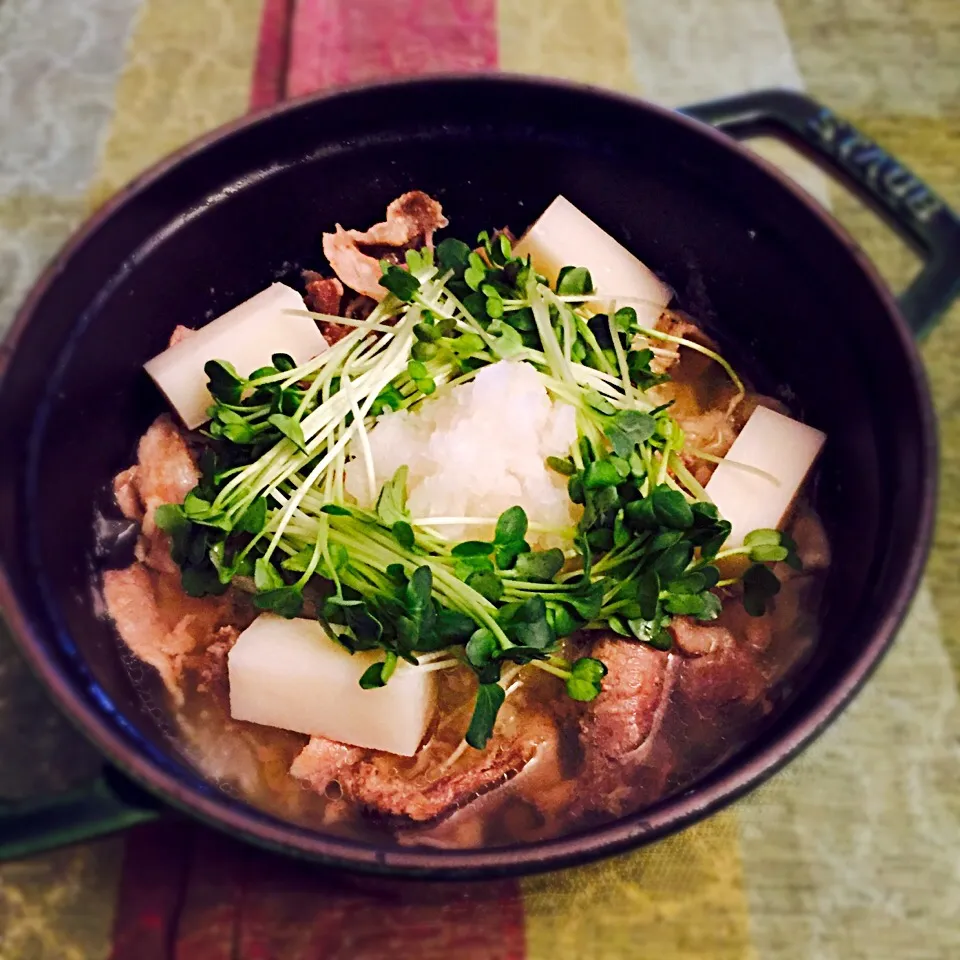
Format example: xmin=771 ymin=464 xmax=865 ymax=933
xmin=682 ymin=88 xmax=960 ymax=337
xmin=0 ymin=767 xmax=159 ymax=860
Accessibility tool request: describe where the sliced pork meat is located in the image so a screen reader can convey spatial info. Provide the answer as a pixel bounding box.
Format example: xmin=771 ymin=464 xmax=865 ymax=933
xmin=291 ymin=710 xmax=557 ymax=824
xmin=110 ymin=415 xmax=199 ymax=573
xmin=103 ymin=563 xmax=242 ymax=703
xmin=302 ymin=271 xmax=344 ymax=316
xmin=671 ymin=614 xmax=769 ymax=710
xmin=185 ymin=625 xmax=240 ymax=711
xmin=302 ymin=271 xmax=351 ymax=345
xmin=790 ymin=502 xmax=831 ymax=572
xmin=131 ymin=415 xmax=199 ymax=535
xmin=322 ymin=191 xmax=448 ymax=300
xmin=347 ymin=735 xmax=540 ymax=823
xmin=645 ymin=310 xmax=719 ymax=377
xmin=112 ymin=466 xmax=143 ymax=522
xmin=394 ymin=711 xmax=569 ymax=847
xmin=290 ymin=737 xmax=367 ymax=796
xmin=574 ymin=637 xmax=678 ymax=817
xmin=168 ymin=324 xmax=194 ymax=347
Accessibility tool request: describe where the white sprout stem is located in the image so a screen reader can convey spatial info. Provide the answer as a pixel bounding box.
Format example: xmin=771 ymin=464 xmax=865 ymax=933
xmin=410 ymin=516 xmax=576 ymax=536
xmin=686 ymin=445 xmax=782 ymax=485
xmin=416 ymin=649 xmax=455 ymax=664
xmin=529 ymin=281 xmax=574 ymax=386
xmin=260 ymin=327 xmax=416 ymax=559
xmin=341 ymin=373 xmax=377 ymax=504
xmin=415 ymin=658 xmax=463 ymax=674
xmin=607 ymin=306 xmax=634 ymax=401
xmin=441 ymin=738 xmax=471 ymax=770
xmin=630 ymin=316 xmax=745 ymax=399
xmin=670 ymin=452 xmax=711 ymax=502
xmin=291 ymin=308 xmax=398 ymax=334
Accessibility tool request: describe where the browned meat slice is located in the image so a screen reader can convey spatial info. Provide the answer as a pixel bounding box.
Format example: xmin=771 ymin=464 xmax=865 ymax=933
xmin=645 ymin=310 xmax=718 ymax=377
xmin=322 ymin=191 xmax=448 ymax=300
xmin=671 ymin=613 xmax=769 ymax=709
xmin=185 ymin=625 xmax=240 ymax=711
xmin=290 ymin=706 xmax=556 ymax=824
xmin=290 ymin=737 xmax=368 ymax=796
xmin=790 ymin=502 xmax=831 ymax=572
xmin=670 ymin=616 xmax=734 ymax=657
xmin=134 ymin=415 xmax=199 ymax=535
xmin=103 ymin=564 xmax=187 ymax=698
xmin=103 ymin=563 xmax=240 ymax=703
xmin=112 ymin=466 xmax=143 ymax=521
xmin=344 ymin=736 xmax=535 ymax=822
xmin=301 ymin=271 xmax=351 ymax=344
xmin=393 ymin=711 xmax=568 ymax=847
xmin=109 ymin=415 xmax=199 ymax=574
xmin=168 ymin=324 xmax=194 ymax=347
xmin=679 ymin=407 xmax=738 ymax=460
xmin=302 ymin=271 xmax=344 ymax=316
xmin=574 ymin=636 xmax=678 ymax=817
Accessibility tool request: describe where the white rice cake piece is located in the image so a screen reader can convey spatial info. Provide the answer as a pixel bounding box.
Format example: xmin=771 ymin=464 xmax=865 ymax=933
xmin=144 ymin=283 xmax=327 ymax=429
xmin=228 ymin=614 xmax=435 ymax=756
xmin=514 ymin=195 xmax=671 ymax=326
xmin=706 ymin=406 xmax=826 ymax=549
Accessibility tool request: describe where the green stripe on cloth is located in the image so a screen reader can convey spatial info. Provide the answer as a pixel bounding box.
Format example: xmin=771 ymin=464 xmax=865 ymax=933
xmin=0 ymin=0 xmax=142 ymax=197
xmin=622 ymin=0 xmax=803 ymax=104
xmin=87 ymin=0 xmax=263 ymax=208
xmin=497 ymin=0 xmax=637 ymax=94
xmin=0 ymin=4 xmax=145 ymax=956
xmin=736 ymin=586 xmax=960 ymax=960
xmin=776 ymin=0 xmax=960 ymax=116
xmin=810 ymin=114 xmax=960 ymax=682
xmin=522 ymin=813 xmax=756 ymax=960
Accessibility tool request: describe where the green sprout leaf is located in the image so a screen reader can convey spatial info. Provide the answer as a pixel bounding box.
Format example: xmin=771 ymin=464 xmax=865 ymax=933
xmin=742 ymin=562 xmax=781 ymax=617
xmin=546 ymin=455 xmax=576 ymax=476
xmin=495 ymin=506 xmax=528 ymax=544
xmin=235 ymin=497 xmax=268 ymax=535
xmin=451 ymin=540 xmax=495 ymax=558
xmin=376 ymin=466 xmax=410 ymax=527
xmin=204 ymin=359 xmax=245 ymax=404
xmin=466 ymin=570 xmax=504 ymax=603
xmin=254 ymin=585 xmax=304 ymax=618
xmin=436 ymin=238 xmax=472 ymax=277
xmin=392 ymin=520 xmax=415 ymax=549
xmin=556 ymin=266 xmax=594 ymax=297
xmin=513 ymin=548 xmax=565 ymax=583
xmin=379 ymin=263 xmax=421 ymax=301
xmin=268 ymin=414 xmax=307 ymax=452
xmin=466 ymin=683 xmax=506 ymax=749
xmin=565 ymin=656 xmax=607 ymax=701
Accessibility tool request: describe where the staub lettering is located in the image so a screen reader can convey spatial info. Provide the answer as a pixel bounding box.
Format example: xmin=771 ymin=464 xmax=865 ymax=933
xmin=806 ymin=108 xmax=944 ymax=224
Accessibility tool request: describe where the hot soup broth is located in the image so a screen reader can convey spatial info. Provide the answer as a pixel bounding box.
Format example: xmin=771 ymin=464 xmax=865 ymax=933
xmin=100 ymin=194 xmax=829 ymax=848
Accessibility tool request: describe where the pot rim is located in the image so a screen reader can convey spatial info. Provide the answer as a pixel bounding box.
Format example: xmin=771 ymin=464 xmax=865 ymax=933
xmin=0 ymin=73 xmax=938 ymax=878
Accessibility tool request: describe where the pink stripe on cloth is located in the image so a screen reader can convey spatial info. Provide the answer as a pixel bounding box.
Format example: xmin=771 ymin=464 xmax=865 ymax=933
xmin=285 ymin=0 xmax=497 ymax=99
xmin=251 ymin=0 xmax=295 ymax=111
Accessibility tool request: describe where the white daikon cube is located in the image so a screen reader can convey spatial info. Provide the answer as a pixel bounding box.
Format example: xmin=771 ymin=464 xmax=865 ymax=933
xmin=228 ymin=614 xmax=435 ymax=756
xmin=144 ymin=283 xmax=328 ymax=429
xmin=705 ymin=406 xmax=826 ymax=549
xmin=514 ymin=195 xmax=672 ymax=326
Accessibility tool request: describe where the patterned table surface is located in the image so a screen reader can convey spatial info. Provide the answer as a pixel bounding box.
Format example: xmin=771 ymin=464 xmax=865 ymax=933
xmin=0 ymin=1 xmax=958 ymax=958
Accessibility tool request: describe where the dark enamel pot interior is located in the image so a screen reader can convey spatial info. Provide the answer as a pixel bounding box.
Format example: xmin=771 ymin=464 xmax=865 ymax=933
xmin=0 ymin=77 xmax=938 ymax=877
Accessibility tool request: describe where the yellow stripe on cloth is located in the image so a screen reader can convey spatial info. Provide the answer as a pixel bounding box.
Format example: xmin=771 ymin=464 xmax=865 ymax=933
xmin=521 ymin=811 xmax=756 ymax=960
xmin=87 ymin=0 xmax=262 ymax=209
xmin=497 ymin=0 xmax=637 ymax=94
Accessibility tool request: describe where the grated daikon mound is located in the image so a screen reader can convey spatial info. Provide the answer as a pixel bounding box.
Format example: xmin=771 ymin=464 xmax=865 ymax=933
xmin=345 ymin=361 xmax=579 ymax=548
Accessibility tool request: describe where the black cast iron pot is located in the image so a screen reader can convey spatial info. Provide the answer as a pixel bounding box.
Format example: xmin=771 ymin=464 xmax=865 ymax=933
xmin=0 ymin=78 xmax=956 ymax=878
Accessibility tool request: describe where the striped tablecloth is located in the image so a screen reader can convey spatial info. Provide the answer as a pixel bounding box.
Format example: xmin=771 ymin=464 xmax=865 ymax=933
xmin=1 ymin=2 xmax=958 ymax=957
